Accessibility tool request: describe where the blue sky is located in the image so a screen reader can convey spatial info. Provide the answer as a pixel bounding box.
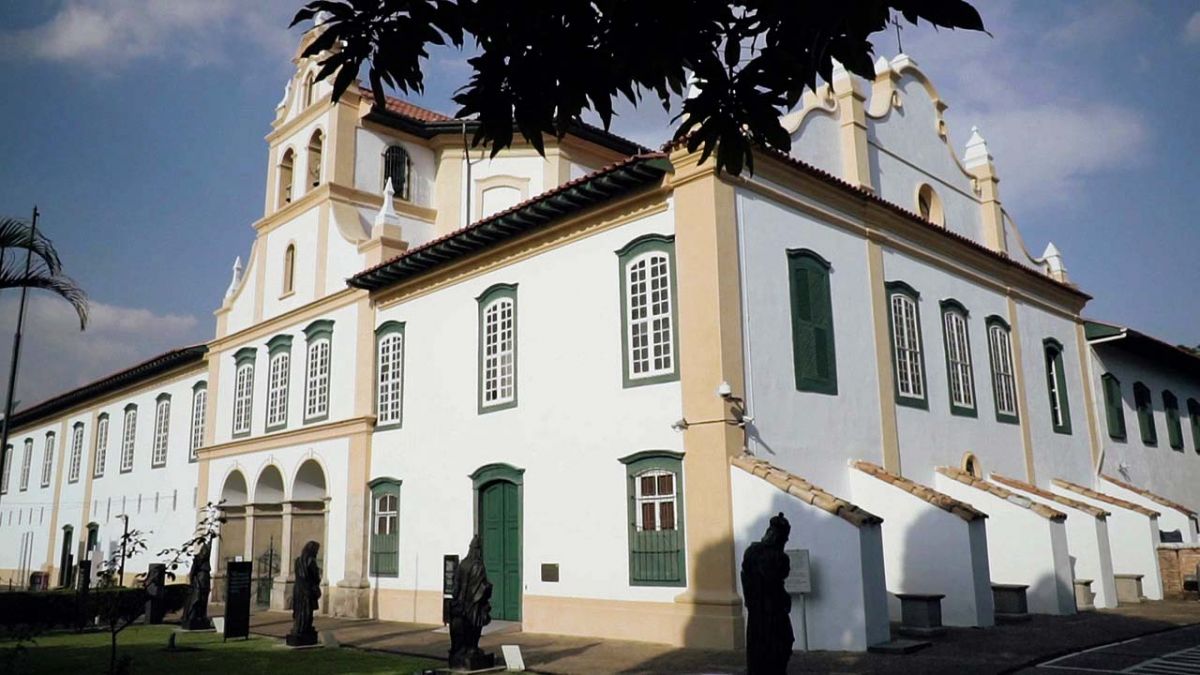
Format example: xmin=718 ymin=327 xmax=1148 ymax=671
xmin=0 ymin=0 xmax=1198 ymax=408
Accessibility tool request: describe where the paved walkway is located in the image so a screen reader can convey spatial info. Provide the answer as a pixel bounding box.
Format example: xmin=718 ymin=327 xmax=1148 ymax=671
xmin=246 ymin=601 xmax=1200 ymax=674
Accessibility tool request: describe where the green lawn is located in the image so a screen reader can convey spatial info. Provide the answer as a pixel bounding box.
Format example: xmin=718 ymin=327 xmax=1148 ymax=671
xmin=0 ymin=625 xmax=441 ymax=675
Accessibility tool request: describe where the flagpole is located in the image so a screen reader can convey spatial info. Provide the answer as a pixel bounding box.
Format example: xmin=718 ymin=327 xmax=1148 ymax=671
xmin=0 ymin=205 xmax=39 ymax=507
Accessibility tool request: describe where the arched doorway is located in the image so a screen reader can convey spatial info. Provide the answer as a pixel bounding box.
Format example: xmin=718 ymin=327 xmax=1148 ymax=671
xmin=470 ymin=464 xmax=523 ymax=622
xmin=288 ymin=460 xmax=328 ymax=612
xmin=214 ymin=470 xmax=249 ymax=602
xmin=252 ymin=466 xmax=286 ymax=608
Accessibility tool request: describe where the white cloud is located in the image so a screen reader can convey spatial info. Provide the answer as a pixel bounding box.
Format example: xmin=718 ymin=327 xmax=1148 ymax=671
xmin=0 ymin=0 xmax=298 ymax=69
xmin=0 ymin=296 xmax=205 ymax=412
xmin=1186 ymin=12 xmax=1200 ymax=44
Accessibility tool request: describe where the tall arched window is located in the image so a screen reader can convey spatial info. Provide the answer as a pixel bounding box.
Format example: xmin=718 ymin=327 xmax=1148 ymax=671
xmin=68 ymin=423 xmax=85 ymax=483
xmin=282 ymin=244 xmax=296 ymax=296
xmin=119 ymin=405 xmax=137 ymax=473
xmin=40 ymin=432 xmax=56 ymax=487
xmin=1164 ymin=390 xmax=1183 ymax=450
xmin=304 ymin=320 xmax=334 ymax=424
xmin=477 ymin=285 xmax=518 ymax=412
xmin=985 ymin=316 xmax=1018 ymax=423
xmin=265 ymin=335 xmax=293 ymax=432
xmin=940 ymin=299 xmax=975 ymax=416
xmin=382 ymin=145 xmax=410 ymax=200
xmin=303 ymin=72 xmax=316 ymax=108
xmin=917 ymin=184 xmax=945 ymax=227
xmin=232 ymin=348 xmax=257 ymax=438
xmin=190 ymin=382 xmax=207 ymax=463
xmin=307 ymin=130 xmax=323 ymax=191
xmin=1043 ymin=338 xmax=1072 ymax=434
xmin=376 ymin=322 xmax=405 ymax=427
xmin=1134 ymin=382 xmax=1156 ymax=446
xmin=93 ymin=414 xmax=109 ymax=478
xmin=886 ymin=281 xmax=927 ymax=408
xmin=151 ymin=394 xmax=171 ymax=468
xmin=786 ymin=248 xmax=836 ymax=394
xmin=19 ymin=438 xmax=33 ymax=491
xmin=278 ymin=148 xmax=295 ymax=208
xmin=617 ymin=236 xmax=678 ymax=388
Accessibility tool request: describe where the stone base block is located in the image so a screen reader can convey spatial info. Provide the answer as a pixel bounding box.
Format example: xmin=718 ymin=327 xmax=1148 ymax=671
xmin=1074 ymin=579 xmax=1096 ymax=611
xmin=896 ymin=593 xmax=945 ymax=633
xmin=286 ymin=630 xmax=319 ymax=647
xmin=1114 ymin=574 xmax=1145 ymax=604
xmin=271 ymin=578 xmax=294 ymax=612
xmin=991 ymin=583 xmax=1029 ymax=616
xmin=331 ymin=581 xmax=371 ymax=618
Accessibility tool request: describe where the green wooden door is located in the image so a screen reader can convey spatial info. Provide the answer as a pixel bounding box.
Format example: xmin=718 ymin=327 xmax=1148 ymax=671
xmin=480 ymin=481 xmax=520 ymax=621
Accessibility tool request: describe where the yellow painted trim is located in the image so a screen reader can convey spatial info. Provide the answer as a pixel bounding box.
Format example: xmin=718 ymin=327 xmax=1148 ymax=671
xmin=198 ymin=415 xmax=375 ymax=461
xmin=352 ymin=296 xmax=374 ymax=417
xmin=433 ymin=146 xmax=465 ymax=237
xmin=78 ymin=409 xmax=100 ymax=526
xmin=1007 ymin=295 xmax=1037 ymax=483
xmin=472 ymin=174 xmax=531 ymax=222
xmin=315 ymin=202 xmax=330 ymax=298
xmin=867 ymin=238 xmax=902 ymax=473
xmin=208 ymin=288 xmax=360 ymax=353
xmin=328 ymin=182 xmax=438 ymax=223
xmin=43 ymin=418 xmax=70 ymax=569
xmin=374 ymin=192 xmax=670 ymax=308
xmin=665 ymin=149 xmax=744 ymax=650
xmin=524 ymin=594 xmax=743 ymax=648
xmin=252 ymin=222 xmax=268 ymax=324
xmin=1075 ymin=321 xmax=1104 ymax=470
xmin=252 ymin=186 xmax=326 ymax=235
xmin=266 ymin=95 xmax=358 ymax=146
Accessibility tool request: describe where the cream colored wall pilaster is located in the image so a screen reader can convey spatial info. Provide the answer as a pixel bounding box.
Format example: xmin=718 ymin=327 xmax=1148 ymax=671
xmin=432 ymin=144 xmax=465 ymax=237
xmin=833 ymin=71 xmax=872 ymax=191
xmin=667 ymin=149 xmax=745 ymax=650
xmin=1075 ymin=322 xmax=1103 ymax=471
xmin=867 ymin=236 xmax=902 ymax=473
xmin=1007 ymin=296 xmax=1037 ymax=483
xmin=43 ymin=418 xmax=71 ymax=573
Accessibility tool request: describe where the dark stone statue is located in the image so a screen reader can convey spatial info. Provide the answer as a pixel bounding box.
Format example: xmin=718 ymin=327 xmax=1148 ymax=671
xmin=180 ymin=542 xmax=213 ymax=630
xmin=144 ymin=563 xmax=167 ymax=624
xmin=286 ymin=541 xmax=322 ymax=647
xmin=448 ymin=535 xmax=495 ymax=671
xmin=741 ymin=512 xmax=794 ymax=675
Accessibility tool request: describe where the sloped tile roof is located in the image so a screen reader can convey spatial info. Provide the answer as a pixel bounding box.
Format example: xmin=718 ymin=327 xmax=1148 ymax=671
xmin=936 ymin=467 xmax=1066 ymax=522
xmin=990 ymin=473 xmax=1109 ymax=519
xmin=732 ymin=454 xmax=882 ymax=528
xmin=852 ymin=460 xmax=987 ymax=522
xmin=357 ymin=88 xmax=452 ymax=123
xmin=1101 ymin=474 xmax=1197 ymax=517
xmin=1052 ymin=478 xmax=1160 ymax=518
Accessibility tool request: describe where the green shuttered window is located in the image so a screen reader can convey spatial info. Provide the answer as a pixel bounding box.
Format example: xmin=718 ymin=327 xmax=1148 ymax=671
xmin=369 ymin=479 xmax=401 ymax=577
xmin=1134 ymin=382 xmax=1156 ymax=446
xmin=620 ymin=451 xmax=686 ymax=587
xmin=1043 ymin=339 xmax=1072 ymax=435
xmin=1101 ymin=373 xmax=1126 ymax=441
xmin=786 ymin=249 xmax=837 ymax=394
xmin=1189 ymin=399 xmax=1200 ymax=454
xmin=1164 ymin=391 xmax=1183 ymax=451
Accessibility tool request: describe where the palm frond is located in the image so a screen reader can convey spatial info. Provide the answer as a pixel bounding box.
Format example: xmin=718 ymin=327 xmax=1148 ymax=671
xmin=0 ymin=217 xmax=63 ymax=275
xmin=0 ymin=267 xmax=89 ymax=329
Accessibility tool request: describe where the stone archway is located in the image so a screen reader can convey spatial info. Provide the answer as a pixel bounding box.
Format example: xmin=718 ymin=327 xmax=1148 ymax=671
xmin=276 ymin=460 xmax=329 ymax=612
xmin=213 ymin=470 xmax=249 ymax=601
xmin=250 ymin=466 xmax=286 ymax=608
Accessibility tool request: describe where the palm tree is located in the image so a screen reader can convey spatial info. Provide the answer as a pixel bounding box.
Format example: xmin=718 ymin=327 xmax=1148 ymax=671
xmin=0 ymin=216 xmax=88 ymax=329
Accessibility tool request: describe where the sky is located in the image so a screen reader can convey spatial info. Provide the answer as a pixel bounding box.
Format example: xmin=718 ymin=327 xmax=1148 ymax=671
xmin=0 ymin=0 xmax=1198 ymax=410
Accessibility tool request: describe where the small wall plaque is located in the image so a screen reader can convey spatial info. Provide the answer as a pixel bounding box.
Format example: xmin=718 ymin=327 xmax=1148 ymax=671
xmin=784 ymin=549 xmax=811 ymax=594
xmin=540 ymin=563 xmax=560 ymax=582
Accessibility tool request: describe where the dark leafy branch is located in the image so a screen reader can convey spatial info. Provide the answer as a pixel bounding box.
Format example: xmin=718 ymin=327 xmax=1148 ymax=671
xmin=291 ymin=0 xmax=984 ymax=175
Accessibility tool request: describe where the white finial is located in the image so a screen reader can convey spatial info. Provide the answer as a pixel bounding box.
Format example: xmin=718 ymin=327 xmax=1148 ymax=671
xmin=891 ymin=53 xmax=917 ymax=70
xmin=225 ymin=256 xmax=243 ymax=298
xmin=830 ymin=58 xmax=850 ymax=81
xmin=315 ymin=11 xmax=333 ymax=26
xmin=963 ymin=125 xmax=992 ymax=168
xmin=276 ymin=80 xmax=291 ymax=110
xmin=1042 ymin=242 xmax=1068 ymax=282
xmin=874 ymin=56 xmax=892 ymax=76
xmin=373 ymin=178 xmax=402 ymax=234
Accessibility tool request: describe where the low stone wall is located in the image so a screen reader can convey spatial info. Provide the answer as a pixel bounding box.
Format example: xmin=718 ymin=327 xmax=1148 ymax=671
xmin=1157 ymin=545 xmax=1200 ymax=599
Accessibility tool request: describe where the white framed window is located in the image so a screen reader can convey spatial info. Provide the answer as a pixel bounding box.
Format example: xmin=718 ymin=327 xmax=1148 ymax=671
xmin=190 ymin=385 xmax=207 ymax=462
xmin=93 ymin=415 xmax=109 ymax=478
xmin=40 ymin=433 xmax=55 ymax=488
xmin=151 ymin=395 xmax=171 ymax=468
xmin=941 ymin=303 xmax=975 ymax=414
xmin=888 ymin=285 xmax=926 ymax=404
xmin=635 ymin=470 xmax=677 ymax=532
xmin=374 ymin=493 xmax=399 ymax=536
xmin=627 ymin=253 xmax=674 ymax=379
xmin=232 ymin=361 xmax=254 ymax=436
xmin=266 ymin=351 xmax=290 ymax=430
xmin=119 ymin=406 xmax=137 ymax=473
xmin=19 ymin=438 xmax=33 ymax=491
xmin=68 ymin=424 xmax=84 ymax=483
xmin=0 ymin=444 xmax=10 ymax=494
xmin=986 ymin=319 xmax=1019 ymax=421
xmin=305 ymin=338 xmax=331 ymax=421
xmin=479 ymin=286 xmax=517 ymax=411
xmin=377 ymin=325 xmax=404 ymax=426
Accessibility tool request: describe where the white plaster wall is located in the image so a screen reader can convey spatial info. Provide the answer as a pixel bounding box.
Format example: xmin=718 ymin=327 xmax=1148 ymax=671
xmin=213 ymin=302 xmax=361 ymax=446
xmin=1101 ymin=479 xmax=1197 ymax=544
xmin=207 ymin=441 xmax=348 ymax=585
xmin=866 ymin=77 xmax=982 ymax=244
xmin=1051 ymin=485 xmax=1163 ymax=600
xmin=1089 ymin=345 xmax=1200 ymax=518
xmin=354 ymin=128 xmax=437 ymax=207
xmin=223 ymin=240 xmax=261 ymax=337
xmin=882 ymin=249 xmax=1027 ymax=484
xmin=1015 ymin=301 xmax=1095 ymax=486
xmin=731 ymin=468 xmax=890 ymax=651
xmin=0 ymin=419 xmax=63 ymax=579
xmin=261 ymin=208 xmax=322 ymax=319
xmin=274 ymin=118 xmax=330 ymax=212
xmin=369 ymin=206 xmax=685 ymax=609
xmin=789 ymin=110 xmax=842 ymax=177
xmin=935 ymin=476 xmax=1074 ymax=615
xmin=736 ymin=187 xmax=882 ymax=496
xmin=849 ymin=470 xmax=994 ymax=626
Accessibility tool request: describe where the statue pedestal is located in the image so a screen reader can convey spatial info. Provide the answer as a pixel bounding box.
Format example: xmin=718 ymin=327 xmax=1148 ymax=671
xmin=285 ymin=630 xmax=319 ymax=647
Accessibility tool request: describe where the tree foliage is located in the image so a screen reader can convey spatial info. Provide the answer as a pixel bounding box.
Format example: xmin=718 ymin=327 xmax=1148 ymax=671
xmin=292 ymin=0 xmax=984 ymax=174
xmin=0 ymin=216 xmax=88 ymax=329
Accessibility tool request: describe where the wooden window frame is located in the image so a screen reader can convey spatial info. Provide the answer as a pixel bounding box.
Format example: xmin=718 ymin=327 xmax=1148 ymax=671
xmin=477 ymin=284 xmax=518 ymax=413
xmin=375 ymin=321 xmax=406 ymax=429
xmin=1163 ymin=390 xmax=1184 ymax=451
xmin=93 ymin=413 xmax=109 ymax=478
xmin=232 ymin=347 xmax=257 ymax=438
xmin=1101 ymin=373 xmax=1127 ymax=441
xmin=119 ymin=405 xmax=137 ymax=474
xmin=940 ymin=299 xmax=977 ymax=417
xmin=303 ymin=320 xmax=335 ymax=424
xmin=885 ymin=281 xmax=928 ymax=409
xmin=619 ymin=451 xmax=686 ymax=587
xmin=19 ymin=438 xmax=33 ymax=491
xmin=1133 ymin=382 xmax=1157 ymax=446
xmin=151 ymin=393 xmax=171 ymax=469
xmin=985 ymin=316 xmax=1019 ymax=424
xmin=786 ymin=248 xmax=838 ymax=395
xmin=265 ymin=335 xmax=293 ymax=433
xmin=368 ymin=478 xmax=402 ymax=577
xmin=1188 ymin=398 xmax=1200 ymax=455
xmin=189 ymin=382 xmax=207 ymax=463
xmin=67 ymin=423 xmax=85 ymax=484
xmin=616 ymin=235 xmax=680 ymax=389
xmin=1043 ymin=338 xmax=1072 ymax=435
xmin=40 ymin=432 xmax=55 ymax=488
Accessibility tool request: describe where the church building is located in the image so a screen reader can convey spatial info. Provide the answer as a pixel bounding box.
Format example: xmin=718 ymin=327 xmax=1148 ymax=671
xmin=2 ymin=23 xmax=1199 ymax=653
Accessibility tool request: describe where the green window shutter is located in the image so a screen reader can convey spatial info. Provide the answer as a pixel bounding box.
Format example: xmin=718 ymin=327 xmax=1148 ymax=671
xmin=1043 ymin=339 xmax=1072 ymax=435
xmin=619 ymin=451 xmax=686 ymax=587
xmin=1102 ymin=374 xmax=1126 ymax=441
xmin=368 ymin=479 xmax=401 ymax=577
xmin=1134 ymin=383 xmax=1157 ymax=446
xmin=787 ymin=250 xmax=837 ymax=395
xmin=1188 ymin=399 xmax=1200 ymax=454
xmin=1164 ymin=391 xmax=1183 ymax=451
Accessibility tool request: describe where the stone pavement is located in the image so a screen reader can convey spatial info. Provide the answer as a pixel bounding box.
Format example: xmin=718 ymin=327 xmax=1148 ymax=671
xmin=246 ymin=601 xmax=1200 ymax=674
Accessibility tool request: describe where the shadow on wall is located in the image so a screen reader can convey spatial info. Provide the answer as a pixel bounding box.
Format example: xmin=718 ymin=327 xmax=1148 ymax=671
xmin=893 ymin=505 xmax=991 ymax=626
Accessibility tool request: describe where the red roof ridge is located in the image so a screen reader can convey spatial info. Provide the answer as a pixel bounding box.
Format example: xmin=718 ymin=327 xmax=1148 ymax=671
xmin=1100 ymin=474 xmax=1197 ymax=517
xmin=356 ymin=84 xmax=453 ymax=123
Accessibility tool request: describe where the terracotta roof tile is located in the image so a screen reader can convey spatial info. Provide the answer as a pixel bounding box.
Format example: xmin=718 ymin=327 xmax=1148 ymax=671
xmin=851 ymin=461 xmax=987 ymax=522
xmin=732 ymin=455 xmax=882 ymax=528
xmin=990 ymin=474 xmax=1109 ymax=519
xmin=936 ymin=467 xmax=1066 ymax=522
xmin=357 ymin=87 xmax=452 ymax=123
xmin=1052 ymin=479 xmax=1160 ymax=518
xmin=1101 ymin=475 xmax=1197 ymax=517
